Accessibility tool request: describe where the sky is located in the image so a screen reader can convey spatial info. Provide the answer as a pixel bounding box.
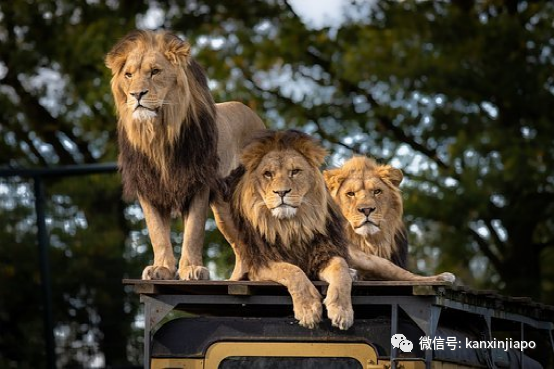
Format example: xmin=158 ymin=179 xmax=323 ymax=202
xmin=288 ymin=0 xmax=347 ymax=29
xmin=139 ymin=0 xmax=355 ymax=32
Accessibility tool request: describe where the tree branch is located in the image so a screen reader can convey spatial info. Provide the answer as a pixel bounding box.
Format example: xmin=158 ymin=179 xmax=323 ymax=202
xmin=468 ymin=227 xmax=504 ymax=274
xmin=483 ymin=218 xmax=506 ymax=254
xmin=3 ymin=71 xmax=77 ymax=165
xmin=303 ymin=50 xmax=450 ymax=170
xmin=241 ymin=66 xmax=362 ymax=154
xmin=0 ymin=6 xmax=95 ymax=165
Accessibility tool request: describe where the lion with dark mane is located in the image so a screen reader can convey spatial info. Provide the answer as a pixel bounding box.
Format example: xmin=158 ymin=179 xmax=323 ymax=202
xmin=105 ymin=30 xmax=264 ymax=280
xmin=223 ymin=130 xmax=354 ymax=330
xmin=221 ymin=131 xmax=454 ymax=329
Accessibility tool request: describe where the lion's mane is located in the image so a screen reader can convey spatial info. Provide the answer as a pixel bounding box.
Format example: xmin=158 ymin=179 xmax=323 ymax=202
xmin=225 ymin=130 xmax=349 ymax=279
xmin=325 ymin=156 xmax=407 ymax=268
xmin=105 ymin=30 xmax=219 ymax=214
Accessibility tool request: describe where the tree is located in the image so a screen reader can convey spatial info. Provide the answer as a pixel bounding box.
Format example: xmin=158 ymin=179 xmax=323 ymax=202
xmin=0 ymin=1 xmax=150 ymax=367
xmin=172 ymin=0 xmax=554 ymax=301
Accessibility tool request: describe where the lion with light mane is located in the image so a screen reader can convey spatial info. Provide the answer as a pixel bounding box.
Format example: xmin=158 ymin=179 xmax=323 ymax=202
xmin=105 ymin=29 xmax=264 ymax=280
xmin=325 ymin=156 xmax=455 ymax=282
xmin=222 ymin=130 xmax=354 ymax=330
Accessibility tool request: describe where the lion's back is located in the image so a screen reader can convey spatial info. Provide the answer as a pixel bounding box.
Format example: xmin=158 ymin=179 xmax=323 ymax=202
xmin=215 ymin=102 xmax=265 ymax=176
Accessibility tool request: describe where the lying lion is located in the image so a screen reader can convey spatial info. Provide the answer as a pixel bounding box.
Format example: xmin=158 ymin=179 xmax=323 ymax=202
xmin=325 ymin=156 xmax=454 ymax=282
xmin=222 ymin=130 xmax=354 ymax=330
xmin=105 ymin=30 xmax=265 ymax=280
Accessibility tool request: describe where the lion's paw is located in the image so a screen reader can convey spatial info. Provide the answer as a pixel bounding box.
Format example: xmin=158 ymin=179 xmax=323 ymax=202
xmin=437 ymin=272 xmax=456 ymax=283
xmin=178 ymin=266 xmax=210 ymax=280
xmin=142 ymin=266 xmax=176 ymax=280
xmin=294 ymin=299 xmax=322 ymax=329
xmin=325 ymin=302 xmax=354 ymax=330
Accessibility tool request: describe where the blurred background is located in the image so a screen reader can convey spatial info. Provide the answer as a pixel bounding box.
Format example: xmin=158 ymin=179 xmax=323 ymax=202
xmin=1 ymin=0 xmax=553 ymax=367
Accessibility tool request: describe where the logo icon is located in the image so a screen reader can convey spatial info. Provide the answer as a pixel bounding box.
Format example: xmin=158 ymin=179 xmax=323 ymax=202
xmin=391 ymin=334 xmax=413 ymax=353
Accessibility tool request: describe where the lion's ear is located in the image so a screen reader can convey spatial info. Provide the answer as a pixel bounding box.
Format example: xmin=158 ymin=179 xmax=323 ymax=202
xmin=300 ymin=144 xmax=327 ymax=168
xmin=323 ymin=168 xmax=346 ymax=196
xmin=376 ymin=166 xmax=403 ymax=187
xmin=105 ymin=51 xmax=126 ymax=75
xmin=163 ymin=34 xmax=191 ymax=66
xmin=240 ymin=142 xmax=266 ymax=173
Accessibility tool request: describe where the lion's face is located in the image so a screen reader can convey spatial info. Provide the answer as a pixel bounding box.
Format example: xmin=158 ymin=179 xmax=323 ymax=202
xmin=119 ymin=49 xmax=179 ymax=122
xmin=324 ymin=157 xmax=403 ymax=238
xmin=105 ymin=31 xmax=194 ymax=156
xmin=231 ymin=130 xmax=330 ymax=245
xmin=335 ymin=177 xmax=396 ymax=236
xmin=255 ymin=150 xmax=317 ymax=219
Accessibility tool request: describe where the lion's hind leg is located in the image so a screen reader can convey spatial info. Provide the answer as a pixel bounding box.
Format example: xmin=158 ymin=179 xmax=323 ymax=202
xmin=211 ymin=199 xmax=249 ymax=281
xmin=139 ymin=196 xmax=177 ymax=280
xmin=349 ymin=247 xmax=456 ymax=283
xmin=253 ymin=262 xmax=322 ymax=329
xmin=319 ymin=257 xmax=354 ymax=330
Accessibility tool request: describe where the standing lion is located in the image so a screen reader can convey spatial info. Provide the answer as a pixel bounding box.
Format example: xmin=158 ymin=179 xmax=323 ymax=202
xmin=105 ymin=30 xmax=264 ymax=280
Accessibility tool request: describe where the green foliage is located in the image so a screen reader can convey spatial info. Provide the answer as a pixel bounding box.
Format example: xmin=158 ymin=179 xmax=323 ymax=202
xmin=1 ymin=0 xmax=553 ymax=366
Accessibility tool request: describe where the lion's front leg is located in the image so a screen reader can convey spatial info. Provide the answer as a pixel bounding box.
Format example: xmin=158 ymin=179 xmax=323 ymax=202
xmin=178 ymin=187 xmax=210 ymax=280
xmin=318 ymin=257 xmax=354 ymax=330
xmin=349 ymin=247 xmax=456 ymax=282
xmin=139 ymin=196 xmax=176 ymax=280
xmin=253 ymin=262 xmax=322 ymax=329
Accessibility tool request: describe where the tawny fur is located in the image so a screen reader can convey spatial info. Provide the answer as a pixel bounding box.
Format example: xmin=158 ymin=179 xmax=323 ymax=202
xmin=223 ymin=130 xmax=354 ymax=330
xmin=325 ymin=156 xmax=456 ymax=283
xmin=221 ymin=131 xmax=456 ymax=328
xmin=324 ymin=156 xmax=407 ymax=270
xmin=105 ymin=29 xmax=265 ymax=280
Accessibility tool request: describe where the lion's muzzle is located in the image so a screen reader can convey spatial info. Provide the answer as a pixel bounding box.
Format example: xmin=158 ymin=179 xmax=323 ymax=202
xmin=354 ymin=217 xmax=380 ymax=236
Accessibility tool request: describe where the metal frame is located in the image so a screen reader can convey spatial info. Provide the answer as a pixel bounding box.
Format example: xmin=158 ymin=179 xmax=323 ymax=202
xmin=127 ymin=280 xmax=554 ymax=369
xmin=1 ymin=163 xmax=117 ymax=369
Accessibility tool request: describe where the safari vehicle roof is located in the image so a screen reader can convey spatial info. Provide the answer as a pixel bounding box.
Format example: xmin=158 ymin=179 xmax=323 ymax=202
xmin=125 ymin=279 xmax=554 ymax=368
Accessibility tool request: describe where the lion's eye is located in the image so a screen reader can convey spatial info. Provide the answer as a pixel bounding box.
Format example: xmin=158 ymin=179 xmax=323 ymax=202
xmin=151 ymin=68 xmax=161 ymax=76
xmin=374 ymin=189 xmax=382 ymax=195
xmin=290 ymin=169 xmax=301 ymax=177
xmin=125 ymin=72 xmax=132 ymax=79
xmin=346 ymin=191 xmax=355 ymax=197
xmin=263 ymin=171 xmax=273 ymax=179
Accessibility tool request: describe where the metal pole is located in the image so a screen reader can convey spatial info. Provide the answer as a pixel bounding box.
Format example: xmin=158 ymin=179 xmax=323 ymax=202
xmin=33 ymin=176 xmax=56 ymax=369
xmin=391 ymin=303 xmax=398 ymax=369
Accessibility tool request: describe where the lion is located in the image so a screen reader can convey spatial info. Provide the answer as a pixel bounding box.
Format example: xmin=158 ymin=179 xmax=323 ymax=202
xmin=221 ymin=130 xmax=354 ymax=330
xmin=324 ymin=156 xmax=407 ymax=268
xmin=324 ymin=156 xmax=454 ymax=282
xmin=105 ymin=29 xmax=265 ymax=280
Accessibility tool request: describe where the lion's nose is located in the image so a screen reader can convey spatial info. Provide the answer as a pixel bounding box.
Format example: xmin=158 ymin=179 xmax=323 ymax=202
xmin=273 ymin=189 xmax=291 ymax=198
xmin=130 ymin=89 xmax=149 ymax=101
xmin=358 ymin=207 xmax=375 ymax=217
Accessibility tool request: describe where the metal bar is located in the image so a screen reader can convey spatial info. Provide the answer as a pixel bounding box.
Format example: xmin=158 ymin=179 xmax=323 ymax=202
xmin=34 ymin=177 xmax=56 ymax=369
xmin=390 ymin=304 xmax=398 ymax=369
xmin=154 ymin=294 xmax=293 ymax=306
xmin=142 ymin=296 xmax=151 ymax=369
xmin=0 ymin=162 xmax=117 ymax=178
xmin=427 ymin=306 xmax=441 ymax=369
xmin=436 ymin=297 xmax=554 ymax=330
xmin=550 ymin=328 xmax=554 ymax=354
xmin=519 ymin=323 xmax=525 ymax=369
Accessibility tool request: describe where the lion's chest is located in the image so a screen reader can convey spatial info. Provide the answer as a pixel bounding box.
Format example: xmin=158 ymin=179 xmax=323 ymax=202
xmin=118 ymin=127 xmax=219 ymax=213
